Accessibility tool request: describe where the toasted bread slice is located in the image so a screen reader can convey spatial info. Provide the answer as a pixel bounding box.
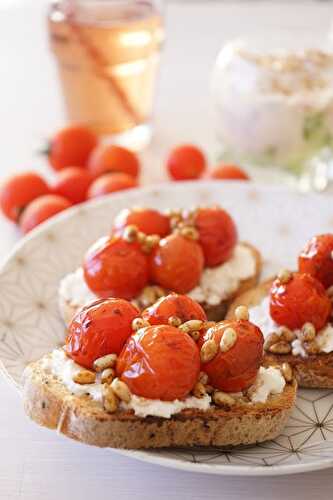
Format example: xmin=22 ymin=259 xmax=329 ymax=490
xmin=226 ymin=280 xmax=333 ymax=389
xmin=59 ymin=242 xmax=262 ymax=326
xmin=23 ymin=353 xmax=296 ymax=449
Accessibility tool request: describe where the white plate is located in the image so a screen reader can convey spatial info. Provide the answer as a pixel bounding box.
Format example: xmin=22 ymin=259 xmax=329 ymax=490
xmin=0 ymin=181 xmax=333 ymax=476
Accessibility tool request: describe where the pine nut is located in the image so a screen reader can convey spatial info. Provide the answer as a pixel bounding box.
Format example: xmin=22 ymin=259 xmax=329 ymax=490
xmin=168 ymin=316 xmax=182 ymax=327
xmin=300 ymin=322 xmax=316 ymax=342
xmin=93 ymin=353 xmax=117 ymax=372
xmin=305 ymin=340 xmax=320 ymax=355
xmin=200 ymin=339 xmax=218 ymax=363
xmin=180 ymin=226 xmax=199 ymax=240
xmin=72 ymin=370 xmax=96 ymax=385
xmin=281 ymin=362 xmax=293 ymax=382
xmin=278 ymin=326 xmax=295 ymax=342
xmin=101 ymin=368 xmax=115 ymax=384
xmin=264 ymin=332 xmax=280 ymax=351
xmin=268 ymin=341 xmax=292 ymax=354
xmin=146 ymin=235 xmax=160 ymax=247
xmin=154 ymin=286 xmax=166 ymax=298
xmin=198 ymin=371 xmax=209 ymax=385
xmin=140 ymin=286 xmax=157 ymax=307
xmin=213 ymin=391 xmax=236 ymax=407
xmin=182 ymin=320 xmax=204 ymax=331
xmin=192 ymin=382 xmax=206 ymax=398
xmin=235 ymin=305 xmax=249 ymax=321
xmin=189 ymin=330 xmax=200 ymax=342
xmin=137 ymin=231 xmax=146 ymax=244
xmin=220 ymin=328 xmax=237 ymax=352
xmin=102 ymin=384 xmax=118 ymax=413
xmin=277 ymin=269 xmax=292 ymax=284
xmin=132 ymin=317 xmax=149 ymax=331
xmin=111 ymin=378 xmax=131 ymax=403
xmin=122 ymin=225 xmax=138 ymax=242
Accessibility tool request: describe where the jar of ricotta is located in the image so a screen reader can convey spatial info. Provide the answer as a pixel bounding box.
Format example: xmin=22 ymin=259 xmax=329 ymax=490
xmin=211 ymin=38 xmax=333 ymax=189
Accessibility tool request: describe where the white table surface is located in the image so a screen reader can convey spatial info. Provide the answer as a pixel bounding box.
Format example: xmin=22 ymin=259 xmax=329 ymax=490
xmin=1 ymin=1 xmax=333 ymax=498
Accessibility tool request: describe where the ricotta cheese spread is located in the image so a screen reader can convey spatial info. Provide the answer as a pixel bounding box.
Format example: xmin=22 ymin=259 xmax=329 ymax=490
xmin=249 ymin=366 xmax=286 ymax=404
xmin=59 ymin=243 xmax=257 ymax=310
xmin=249 ymin=296 xmax=333 ymax=357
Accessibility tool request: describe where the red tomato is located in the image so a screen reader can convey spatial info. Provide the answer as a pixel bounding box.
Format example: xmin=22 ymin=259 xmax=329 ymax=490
xmin=117 ymin=325 xmax=200 ymax=400
xmin=53 ymin=167 xmax=92 ymax=204
xmin=83 ymin=236 xmax=149 ymax=299
xmin=88 ymin=144 xmax=140 ymax=179
xmin=19 ymin=194 xmax=72 ymax=234
xmin=210 ymin=164 xmax=250 ymax=181
xmin=270 ymin=272 xmax=332 ymax=330
xmin=150 ymin=233 xmax=204 ymax=294
xmin=167 ymin=144 xmax=206 ymax=181
xmin=87 ymin=173 xmax=138 ymax=199
xmin=298 ymin=234 xmax=333 ymax=289
xmin=194 ymin=207 xmax=238 ymax=267
xmin=199 ymin=320 xmax=264 ymax=392
xmin=0 ymin=172 xmax=49 ymax=222
xmin=48 ymin=124 xmax=97 ymax=171
xmin=66 ymin=298 xmax=139 ymax=369
xmin=142 ymin=293 xmax=207 ymax=325
xmin=114 ymin=208 xmax=170 ymax=237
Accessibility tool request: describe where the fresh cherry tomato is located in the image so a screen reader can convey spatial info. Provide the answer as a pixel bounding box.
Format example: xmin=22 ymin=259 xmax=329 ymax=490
xmin=117 ymin=325 xmax=200 ymax=400
xmin=150 ymin=233 xmax=204 ymax=294
xmin=298 ymin=234 xmax=333 ymax=289
xmin=199 ymin=320 xmax=264 ymax=392
xmin=270 ymin=272 xmax=332 ymax=330
xmin=142 ymin=293 xmax=207 ymax=325
xmin=48 ymin=124 xmax=97 ymax=171
xmin=167 ymin=144 xmax=206 ymax=181
xmin=88 ymin=144 xmax=140 ymax=179
xmin=83 ymin=235 xmax=149 ymax=299
xmin=19 ymin=194 xmax=72 ymax=234
xmin=87 ymin=173 xmax=138 ymax=199
xmin=52 ymin=167 xmax=92 ymax=204
xmin=210 ymin=163 xmax=250 ymax=181
xmin=114 ymin=207 xmax=170 ymax=237
xmin=194 ymin=207 xmax=238 ymax=267
xmin=66 ymin=298 xmax=139 ymax=369
xmin=0 ymin=172 xmax=50 ymax=222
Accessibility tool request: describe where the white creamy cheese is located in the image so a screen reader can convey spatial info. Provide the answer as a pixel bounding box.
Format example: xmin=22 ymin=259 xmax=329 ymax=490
xmin=188 ymin=244 xmax=256 ymax=306
xmin=121 ymin=393 xmax=211 ymax=419
xmin=249 ymin=366 xmax=286 ymax=404
xmin=249 ymin=296 xmax=333 ymax=357
xmin=59 ymin=243 xmax=256 ymax=310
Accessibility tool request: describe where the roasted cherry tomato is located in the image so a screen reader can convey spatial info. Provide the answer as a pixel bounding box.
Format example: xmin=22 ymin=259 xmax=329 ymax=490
xmin=19 ymin=194 xmax=72 ymax=234
xmin=270 ymin=272 xmax=332 ymax=331
xmin=166 ymin=144 xmax=206 ymax=181
xmin=150 ymin=233 xmax=204 ymax=294
xmin=88 ymin=144 xmax=140 ymax=179
xmin=0 ymin=172 xmax=50 ymax=222
xmin=210 ymin=163 xmax=250 ymax=181
xmin=142 ymin=293 xmax=207 ymax=325
xmin=194 ymin=207 xmax=238 ymax=267
xmin=87 ymin=173 xmax=138 ymax=198
xmin=53 ymin=167 xmax=92 ymax=204
xmin=66 ymin=298 xmax=139 ymax=369
xmin=298 ymin=234 xmax=333 ymax=289
xmin=48 ymin=124 xmax=97 ymax=171
xmin=83 ymin=235 xmax=149 ymax=299
xmin=199 ymin=320 xmax=264 ymax=392
xmin=117 ymin=325 xmax=200 ymax=400
xmin=114 ymin=207 xmax=170 ymax=237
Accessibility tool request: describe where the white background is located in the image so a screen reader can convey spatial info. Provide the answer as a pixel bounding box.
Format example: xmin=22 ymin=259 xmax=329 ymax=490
xmin=1 ymin=1 xmax=333 ymax=498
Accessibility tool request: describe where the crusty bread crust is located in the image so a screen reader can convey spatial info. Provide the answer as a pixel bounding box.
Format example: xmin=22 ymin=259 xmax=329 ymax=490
xmin=23 ymin=354 xmax=296 ymax=449
xmin=59 ymin=242 xmax=262 ymax=325
xmin=226 ymin=279 xmax=333 ymax=389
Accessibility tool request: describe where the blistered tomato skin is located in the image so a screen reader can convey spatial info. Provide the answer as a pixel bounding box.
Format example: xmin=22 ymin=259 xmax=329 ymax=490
xmin=66 ymin=298 xmax=139 ymax=369
xmin=270 ymin=272 xmax=332 ymax=331
xmin=194 ymin=207 xmax=238 ymax=267
xmin=199 ymin=320 xmax=264 ymax=392
xmin=117 ymin=325 xmax=200 ymax=401
xmin=298 ymin=234 xmax=333 ymax=289
xmin=149 ymin=234 xmax=204 ymax=294
xmin=142 ymin=293 xmax=207 ymax=325
xmin=83 ymin=236 xmax=149 ymax=300
xmin=114 ymin=208 xmax=170 ymax=237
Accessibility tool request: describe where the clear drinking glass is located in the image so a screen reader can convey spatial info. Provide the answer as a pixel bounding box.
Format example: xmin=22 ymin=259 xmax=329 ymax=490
xmin=211 ymin=31 xmax=333 ymax=191
xmin=48 ymin=0 xmax=164 ymax=150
